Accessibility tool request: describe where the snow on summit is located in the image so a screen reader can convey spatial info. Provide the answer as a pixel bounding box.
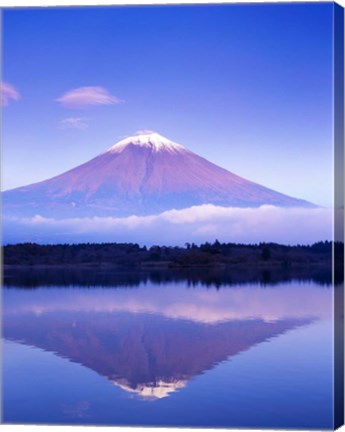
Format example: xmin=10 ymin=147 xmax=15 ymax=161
xmin=108 ymin=131 xmax=186 ymax=153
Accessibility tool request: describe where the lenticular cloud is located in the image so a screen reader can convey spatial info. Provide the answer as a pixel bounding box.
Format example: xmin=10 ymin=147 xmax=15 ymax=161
xmin=58 ymin=117 xmax=89 ymax=130
xmin=3 ymin=205 xmax=332 ymax=245
xmin=56 ymin=86 xmax=122 ymax=108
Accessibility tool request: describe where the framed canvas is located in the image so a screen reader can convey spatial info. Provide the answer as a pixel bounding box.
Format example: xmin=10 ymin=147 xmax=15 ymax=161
xmin=1 ymin=1 xmax=344 ymax=431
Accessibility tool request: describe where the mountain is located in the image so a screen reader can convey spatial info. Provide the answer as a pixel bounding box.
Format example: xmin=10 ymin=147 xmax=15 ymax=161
xmin=3 ymin=131 xmax=313 ymax=218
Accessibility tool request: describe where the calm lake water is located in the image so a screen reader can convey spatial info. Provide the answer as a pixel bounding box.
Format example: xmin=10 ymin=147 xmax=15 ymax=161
xmin=2 ymin=270 xmax=335 ymax=429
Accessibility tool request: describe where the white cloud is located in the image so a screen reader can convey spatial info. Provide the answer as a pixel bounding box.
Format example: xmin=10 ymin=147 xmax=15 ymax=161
xmin=135 ymin=130 xmax=156 ymax=135
xmin=4 ymin=205 xmax=333 ymax=246
xmin=0 ymin=81 xmax=20 ymax=106
xmin=56 ymin=86 xmax=122 ymax=108
xmin=58 ymin=117 xmax=89 ymax=130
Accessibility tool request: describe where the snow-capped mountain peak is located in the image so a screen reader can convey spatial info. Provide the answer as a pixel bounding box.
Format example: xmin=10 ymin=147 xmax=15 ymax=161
xmin=3 ymin=130 xmax=314 ymax=220
xmin=108 ymin=131 xmax=186 ymax=154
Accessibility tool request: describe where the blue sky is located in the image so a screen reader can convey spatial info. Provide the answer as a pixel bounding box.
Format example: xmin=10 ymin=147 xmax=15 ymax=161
xmin=2 ymin=3 xmax=334 ymax=206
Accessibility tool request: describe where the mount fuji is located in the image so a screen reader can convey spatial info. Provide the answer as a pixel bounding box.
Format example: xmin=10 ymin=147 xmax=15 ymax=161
xmin=3 ymin=131 xmax=313 ymax=219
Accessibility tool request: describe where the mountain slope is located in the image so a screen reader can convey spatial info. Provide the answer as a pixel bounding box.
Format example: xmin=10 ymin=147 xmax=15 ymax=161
xmin=3 ymin=131 xmax=313 ymax=218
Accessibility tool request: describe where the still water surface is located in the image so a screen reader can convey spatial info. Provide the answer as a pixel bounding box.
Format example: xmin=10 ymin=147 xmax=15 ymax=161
xmin=2 ymin=271 xmax=334 ymax=428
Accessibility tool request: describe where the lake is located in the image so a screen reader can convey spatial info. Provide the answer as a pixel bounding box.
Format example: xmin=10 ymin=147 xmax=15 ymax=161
xmin=2 ymin=270 xmax=335 ymax=429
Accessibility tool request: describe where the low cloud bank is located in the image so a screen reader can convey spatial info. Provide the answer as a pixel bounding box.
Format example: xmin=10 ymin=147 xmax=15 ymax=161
xmin=3 ymin=205 xmax=332 ymax=246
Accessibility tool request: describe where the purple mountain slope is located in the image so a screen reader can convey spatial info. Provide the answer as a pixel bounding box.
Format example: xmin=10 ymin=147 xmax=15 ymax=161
xmin=3 ymin=131 xmax=314 ymax=218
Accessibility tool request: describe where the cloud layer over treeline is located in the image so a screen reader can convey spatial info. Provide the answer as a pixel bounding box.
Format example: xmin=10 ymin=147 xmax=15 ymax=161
xmin=3 ymin=205 xmax=332 ymax=246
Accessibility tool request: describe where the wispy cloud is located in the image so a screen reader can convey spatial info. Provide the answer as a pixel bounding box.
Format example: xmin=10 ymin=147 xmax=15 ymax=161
xmin=58 ymin=117 xmax=89 ymax=130
xmin=1 ymin=82 xmax=20 ymax=106
xmin=3 ymin=205 xmax=332 ymax=246
xmin=56 ymin=86 xmax=122 ymax=108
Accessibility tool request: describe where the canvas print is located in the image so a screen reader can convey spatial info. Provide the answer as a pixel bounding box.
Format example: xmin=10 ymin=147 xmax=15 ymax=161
xmin=1 ymin=2 xmax=344 ymax=430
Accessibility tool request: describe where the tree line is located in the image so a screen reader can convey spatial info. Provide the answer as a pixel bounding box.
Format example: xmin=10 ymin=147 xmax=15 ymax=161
xmin=3 ymin=240 xmax=341 ymax=268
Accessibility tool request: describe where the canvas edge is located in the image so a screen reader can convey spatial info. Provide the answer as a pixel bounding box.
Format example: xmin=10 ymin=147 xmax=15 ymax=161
xmin=334 ymin=1 xmax=345 ymax=430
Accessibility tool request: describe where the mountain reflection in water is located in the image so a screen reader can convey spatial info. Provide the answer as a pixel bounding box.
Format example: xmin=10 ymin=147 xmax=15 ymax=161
xmin=3 ymin=276 xmax=332 ymax=401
